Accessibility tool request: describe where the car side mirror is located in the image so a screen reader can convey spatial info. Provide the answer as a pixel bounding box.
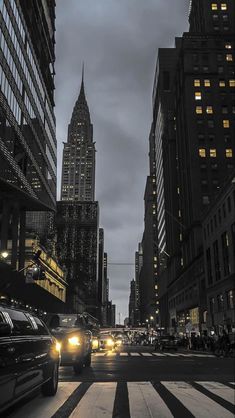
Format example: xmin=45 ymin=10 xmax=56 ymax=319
xmin=0 ymin=322 xmax=12 ymax=336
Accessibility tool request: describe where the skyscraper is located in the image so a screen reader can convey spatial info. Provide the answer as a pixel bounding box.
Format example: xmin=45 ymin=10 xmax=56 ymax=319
xmin=0 ymin=0 xmax=56 ymax=262
xmin=152 ymin=0 xmax=235 ymax=334
xmin=61 ymin=69 xmax=96 ymax=202
xmin=57 ymin=70 xmax=100 ymax=315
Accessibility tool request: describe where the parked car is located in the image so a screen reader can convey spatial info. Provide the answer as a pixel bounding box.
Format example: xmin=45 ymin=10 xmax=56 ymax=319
xmin=46 ymin=314 xmax=92 ymax=374
xmin=0 ymin=304 xmax=60 ymax=414
xmin=155 ymin=335 xmax=178 ymax=351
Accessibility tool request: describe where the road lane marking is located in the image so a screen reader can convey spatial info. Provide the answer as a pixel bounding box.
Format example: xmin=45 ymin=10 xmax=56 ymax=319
xmin=128 ymin=382 xmax=173 ymax=418
xmin=141 ymin=352 xmax=152 ymax=356
xmin=69 ymin=382 xmax=117 ymax=418
xmin=152 ymin=352 xmax=167 ymax=357
xmin=94 ymin=352 xmax=106 ymax=356
xmin=196 ymin=382 xmax=235 ymax=405
xmin=130 ymin=352 xmax=140 ymax=356
xmin=162 ymin=381 xmax=234 ymax=418
xmin=119 ymin=352 xmax=128 ymax=356
xmin=106 ymin=351 xmax=116 ymax=356
xmin=229 ymin=382 xmax=235 ymax=385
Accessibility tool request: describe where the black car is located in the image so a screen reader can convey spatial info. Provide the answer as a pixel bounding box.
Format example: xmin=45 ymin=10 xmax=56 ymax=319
xmin=0 ymin=304 xmax=60 ymax=414
xmin=46 ymin=314 xmax=92 ymax=374
xmin=155 ymin=335 xmax=178 ymax=351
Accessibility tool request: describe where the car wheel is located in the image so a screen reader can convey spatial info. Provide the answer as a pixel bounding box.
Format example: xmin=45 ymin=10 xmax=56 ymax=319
xmin=41 ymin=363 xmax=59 ymax=396
xmin=73 ymin=361 xmax=83 ymax=374
xmin=84 ymin=352 xmax=91 ymax=367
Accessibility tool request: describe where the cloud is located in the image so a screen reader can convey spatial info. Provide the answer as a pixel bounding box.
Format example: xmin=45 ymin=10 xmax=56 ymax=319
xmin=55 ymin=0 xmax=190 ymax=320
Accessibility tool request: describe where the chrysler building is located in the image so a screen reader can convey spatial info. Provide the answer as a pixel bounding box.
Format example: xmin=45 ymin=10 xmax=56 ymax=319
xmin=61 ymin=70 xmax=96 ymax=201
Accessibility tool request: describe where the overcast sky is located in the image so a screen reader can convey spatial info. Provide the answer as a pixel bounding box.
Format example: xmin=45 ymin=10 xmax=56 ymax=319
xmin=55 ymin=0 xmax=190 ymax=322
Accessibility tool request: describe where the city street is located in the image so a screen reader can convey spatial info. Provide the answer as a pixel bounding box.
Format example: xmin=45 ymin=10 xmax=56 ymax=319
xmin=4 ymin=346 xmax=235 ymax=418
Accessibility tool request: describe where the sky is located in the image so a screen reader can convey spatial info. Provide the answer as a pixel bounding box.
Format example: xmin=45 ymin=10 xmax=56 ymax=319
xmin=55 ymin=0 xmax=190 ymax=323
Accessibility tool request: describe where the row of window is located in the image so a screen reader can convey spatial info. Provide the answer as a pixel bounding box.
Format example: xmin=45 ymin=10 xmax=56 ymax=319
xmin=206 ymin=226 xmax=234 ymax=284
xmin=199 ymin=148 xmax=232 ymax=158
xmin=1 ymin=1 xmax=56 ymax=156
xmin=209 ymin=290 xmax=234 ymax=315
xmin=204 ymin=193 xmax=235 ymax=239
xmin=196 ymin=106 xmax=235 ymax=115
xmin=0 ymin=66 xmax=21 ymax=123
xmin=198 ymin=134 xmax=232 ymax=143
xmin=211 ymin=3 xmax=227 ymax=10
xmin=194 ymin=79 xmax=235 ymax=88
xmin=196 ymin=119 xmax=233 ymax=129
xmin=193 ymin=65 xmax=234 ymax=75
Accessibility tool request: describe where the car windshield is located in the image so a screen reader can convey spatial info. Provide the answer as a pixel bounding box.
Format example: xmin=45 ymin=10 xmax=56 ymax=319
xmin=49 ymin=315 xmax=84 ymax=328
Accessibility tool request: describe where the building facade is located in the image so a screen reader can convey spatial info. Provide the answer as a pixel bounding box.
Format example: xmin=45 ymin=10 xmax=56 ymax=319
xmin=203 ymin=174 xmax=235 ymax=334
xmin=139 ymin=126 xmax=158 ymax=326
xmin=56 ymin=201 xmax=99 ymax=317
xmin=0 ymin=0 xmax=57 ymax=308
xmin=61 ymin=71 xmax=96 ymax=202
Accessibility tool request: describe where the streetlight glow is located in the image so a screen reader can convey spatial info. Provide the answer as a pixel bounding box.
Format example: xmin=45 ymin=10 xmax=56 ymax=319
xmin=0 ymin=251 xmax=9 ymax=259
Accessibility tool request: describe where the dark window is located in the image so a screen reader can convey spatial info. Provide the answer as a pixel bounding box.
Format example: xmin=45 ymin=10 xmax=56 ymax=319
xmin=214 ymin=214 xmax=217 ymax=228
xmin=221 ymin=232 xmax=230 ymax=276
xmin=222 ymin=203 xmax=226 ymax=218
xmin=5 ymin=309 xmax=33 ymax=335
xmin=163 ymin=71 xmax=170 ymax=90
xmin=217 ymin=294 xmax=224 ymax=312
xmin=218 ymin=209 xmax=222 ymax=223
xmin=227 ymin=290 xmax=234 ymax=309
xmin=213 ymin=240 xmax=221 ymax=281
xmin=227 ymin=196 xmax=231 ymax=212
xmin=210 ymin=297 xmax=215 ymax=314
xmin=206 ymin=248 xmax=213 ymax=285
xmin=208 ymin=120 xmax=214 ymax=128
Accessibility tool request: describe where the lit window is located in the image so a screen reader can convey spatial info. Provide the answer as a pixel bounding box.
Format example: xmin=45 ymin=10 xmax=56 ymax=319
xmin=204 ymin=79 xmax=211 ymax=87
xmin=196 ymin=106 xmax=203 ymax=114
xmin=219 ymin=80 xmax=226 ymax=87
xmin=229 ymin=80 xmax=235 ymax=87
xmin=206 ymin=106 xmax=213 ymax=114
xmin=221 ymin=3 xmax=227 ymax=10
xmin=225 ymin=44 xmax=232 ymax=49
xmin=226 ymin=54 xmax=233 ymax=61
xmin=223 ymin=120 xmax=230 ymax=128
xmin=195 ymin=92 xmax=202 ymax=100
xmin=199 ymin=148 xmax=206 ymax=157
xmin=210 ymin=149 xmax=217 ymax=157
xmin=211 ymin=3 xmax=218 ymax=10
xmin=194 ymin=79 xmax=200 ymax=87
xmin=226 ymin=149 xmax=233 ymax=158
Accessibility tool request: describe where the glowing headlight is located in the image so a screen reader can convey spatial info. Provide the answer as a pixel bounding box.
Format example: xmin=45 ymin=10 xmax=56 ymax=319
xmin=116 ymin=339 xmax=122 ymax=346
xmin=55 ymin=341 xmax=61 ymax=352
xmin=107 ymin=338 xmax=114 ymax=346
xmin=68 ymin=336 xmax=80 ymax=346
xmin=92 ymin=339 xmax=99 ymax=349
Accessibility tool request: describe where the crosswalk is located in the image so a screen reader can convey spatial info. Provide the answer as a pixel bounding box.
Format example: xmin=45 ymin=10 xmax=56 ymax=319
xmin=10 ymin=381 xmax=234 ymax=418
xmin=93 ymin=351 xmax=216 ymax=358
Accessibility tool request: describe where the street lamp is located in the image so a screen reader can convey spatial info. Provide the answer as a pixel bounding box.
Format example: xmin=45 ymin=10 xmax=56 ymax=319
xmin=0 ymin=251 xmax=9 ymax=260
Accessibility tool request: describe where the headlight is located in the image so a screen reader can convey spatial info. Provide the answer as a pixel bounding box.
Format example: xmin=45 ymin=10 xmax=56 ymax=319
xmin=55 ymin=341 xmax=61 ymax=352
xmin=68 ymin=336 xmax=80 ymax=346
xmin=116 ymin=339 xmax=122 ymax=345
xmin=107 ymin=338 xmax=114 ymax=346
xmin=92 ymin=339 xmax=99 ymax=349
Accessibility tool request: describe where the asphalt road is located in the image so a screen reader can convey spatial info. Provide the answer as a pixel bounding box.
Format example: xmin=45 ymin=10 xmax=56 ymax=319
xmin=4 ymin=345 xmax=235 ymax=418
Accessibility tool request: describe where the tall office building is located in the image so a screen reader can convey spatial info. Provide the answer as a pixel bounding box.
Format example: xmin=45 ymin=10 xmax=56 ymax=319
xmin=152 ymin=0 xmax=235 ymax=334
xmin=61 ymin=70 xmax=96 ymax=202
xmin=139 ymin=126 xmax=158 ymax=325
xmin=0 ymin=1 xmax=56 ymax=264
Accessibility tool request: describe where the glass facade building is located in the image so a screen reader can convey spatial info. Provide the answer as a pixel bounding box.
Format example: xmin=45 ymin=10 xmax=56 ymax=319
xmin=0 ymin=0 xmax=56 ymax=270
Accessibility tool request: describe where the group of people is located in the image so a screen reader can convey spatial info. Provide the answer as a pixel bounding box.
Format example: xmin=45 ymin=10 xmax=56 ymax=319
xmin=190 ymin=330 xmax=232 ymax=356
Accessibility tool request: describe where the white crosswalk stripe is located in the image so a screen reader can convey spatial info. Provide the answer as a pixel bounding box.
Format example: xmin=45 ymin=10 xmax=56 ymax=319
xmin=93 ymin=351 xmax=216 ymax=358
xmin=196 ymin=381 xmax=235 ymax=404
xmin=70 ymin=382 xmax=117 ymax=418
xmin=9 ymin=381 xmax=234 ymax=418
xmin=128 ymin=382 xmax=173 ymax=417
xmin=162 ymin=381 xmax=234 ymax=418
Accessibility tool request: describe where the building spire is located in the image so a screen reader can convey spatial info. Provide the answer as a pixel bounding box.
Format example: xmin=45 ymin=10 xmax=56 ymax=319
xmin=79 ymin=62 xmax=85 ymax=101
